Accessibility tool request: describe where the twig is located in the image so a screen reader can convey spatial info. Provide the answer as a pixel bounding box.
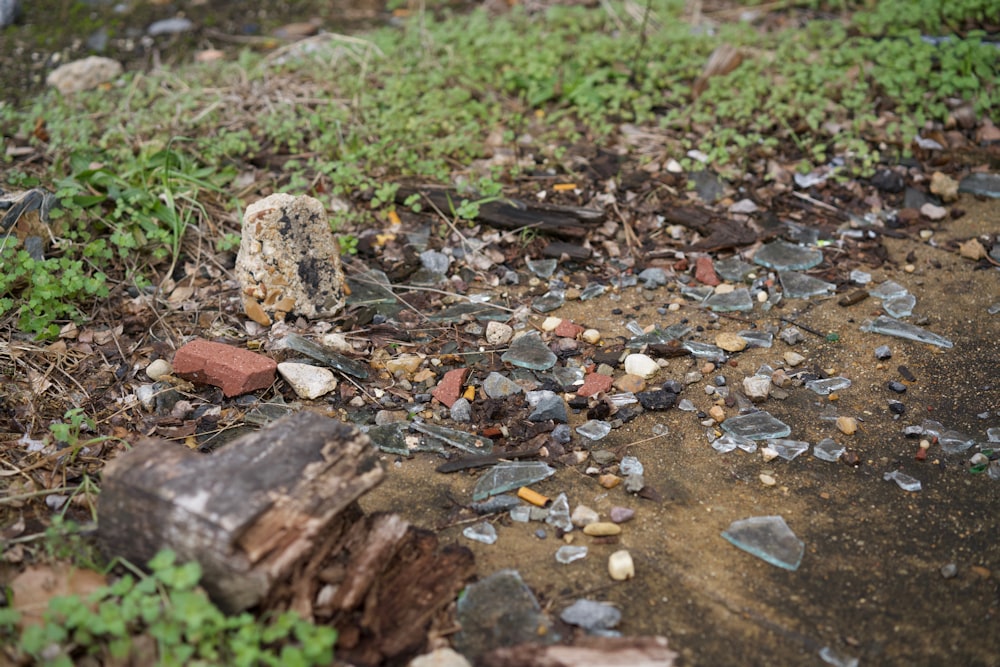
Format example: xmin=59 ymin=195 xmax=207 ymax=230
xmin=779 ymin=316 xmax=826 ymax=338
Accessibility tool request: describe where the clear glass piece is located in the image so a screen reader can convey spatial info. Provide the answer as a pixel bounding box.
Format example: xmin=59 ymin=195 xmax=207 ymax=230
xmin=463 ymin=522 xmax=498 ymax=544
xmin=722 ymin=412 xmax=792 ymax=440
xmin=577 ymin=420 xmax=612 ymax=441
xmin=704 ymin=287 xmax=754 ymax=312
xmin=861 ymin=316 xmax=953 ymax=348
xmin=779 ymin=271 xmax=835 ymax=299
xmin=753 ymin=240 xmax=823 ymax=271
xmin=501 ymin=332 xmax=557 ymax=370
xmin=721 ymin=515 xmax=804 ymax=571
xmin=767 ymin=438 xmax=810 ymax=460
xmin=472 ymin=461 xmax=556 ymax=501
xmin=884 ymin=470 xmax=922 ymax=491
xmin=410 ymin=422 xmax=493 ymax=455
xmin=555 ymin=545 xmax=588 ymax=564
xmin=806 ymin=377 xmax=852 ymax=395
xmin=813 ymin=438 xmax=845 ymax=462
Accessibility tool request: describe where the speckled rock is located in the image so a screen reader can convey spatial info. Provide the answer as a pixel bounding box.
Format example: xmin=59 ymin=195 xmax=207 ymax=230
xmin=235 ymin=193 xmax=345 ymax=325
xmin=46 ymin=56 xmax=122 ymax=94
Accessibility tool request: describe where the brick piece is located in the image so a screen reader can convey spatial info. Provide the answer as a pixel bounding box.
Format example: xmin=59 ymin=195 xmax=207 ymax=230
xmin=173 ymin=339 xmax=277 ymax=397
xmin=694 ymin=256 xmax=720 ymax=286
xmin=554 ymin=319 xmax=584 ymax=339
xmin=431 ymin=368 xmax=470 ymax=408
xmin=577 ymin=373 xmax=614 ymax=398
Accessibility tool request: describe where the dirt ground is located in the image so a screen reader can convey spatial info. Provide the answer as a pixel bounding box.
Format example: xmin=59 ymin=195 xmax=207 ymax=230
xmin=359 ymin=194 xmax=1000 ymax=666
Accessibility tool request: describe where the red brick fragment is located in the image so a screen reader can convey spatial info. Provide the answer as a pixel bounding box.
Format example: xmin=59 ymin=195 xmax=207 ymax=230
xmin=554 ymin=319 xmax=584 ymax=339
xmin=173 ymin=338 xmax=277 ymax=397
xmin=577 ymin=373 xmax=614 ymax=398
xmin=431 ymin=367 xmax=469 ymax=408
xmin=694 ymin=256 xmax=720 ymax=286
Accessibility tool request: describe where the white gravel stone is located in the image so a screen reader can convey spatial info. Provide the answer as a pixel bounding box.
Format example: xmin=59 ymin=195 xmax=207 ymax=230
xmin=47 ymin=56 xmax=122 ymax=94
xmin=278 ymin=362 xmax=337 ymax=399
xmin=571 ymin=504 xmax=600 ymax=527
xmin=320 ymin=332 xmax=354 ymax=355
xmin=541 ymin=316 xmax=562 ymax=332
xmin=608 ymin=549 xmax=635 ymax=580
xmin=783 ymin=351 xmax=806 ymax=367
xmin=581 ymin=328 xmax=601 ymax=344
xmin=624 ymin=353 xmax=659 ymax=379
xmin=485 ymin=321 xmax=514 ymax=345
xmin=407 ymin=647 xmax=472 ymax=667
xmin=145 ymin=359 xmax=172 ymax=381
xmin=743 ymin=375 xmax=772 ymax=401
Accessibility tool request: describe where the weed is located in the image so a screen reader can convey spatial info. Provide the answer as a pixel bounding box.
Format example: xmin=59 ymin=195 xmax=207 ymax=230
xmin=0 ymin=550 xmax=337 ymax=667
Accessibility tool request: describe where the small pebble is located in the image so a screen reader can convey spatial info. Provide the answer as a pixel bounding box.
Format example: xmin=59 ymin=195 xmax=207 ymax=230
xmin=888 ymin=381 xmax=907 ymax=394
xmin=598 ymin=474 xmax=621 ymax=489
xmin=761 ymin=447 xmax=779 ymax=462
xmin=571 ymin=505 xmax=600 ymax=527
xmin=581 ymin=328 xmax=601 ymax=344
xmin=146 ymin=359 xmax=173 ymax=381
xmin=609 ymin=507 xmax=635 ymax=523
xmin=783 ymin=351 xmax=806 ymax=367
xmin=715 ymin=332 xmax=747 ymax=352
xmin=708 ymin=405 xmax=726 ymax=422
xmin=608 ymin=550 xmax=635 ymax=581
xmin=583 ymin=522 xmax=622 ymax=537
xmin=836 ymin=416 xmax=858 ymax=435
xmin=940 ymin=563 xmax=958 ymax=579
xmin=759 ymin=473 xmax=777 ymax=486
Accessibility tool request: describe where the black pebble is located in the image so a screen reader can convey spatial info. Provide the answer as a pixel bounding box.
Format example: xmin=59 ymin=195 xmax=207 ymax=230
xmin=889 ymin=401 xmax=906 ymax=415
xmin=888 ymin=381 xmax=907 ymax=394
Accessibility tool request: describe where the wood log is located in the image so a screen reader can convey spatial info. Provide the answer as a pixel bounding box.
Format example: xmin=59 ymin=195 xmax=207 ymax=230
xmin=98 ymin=411 xmax=385 ymax=613
xmin=99 ymin=411 xmax=476 ymax=664
xmin=481 ymin=636 xmax=679 ymax=667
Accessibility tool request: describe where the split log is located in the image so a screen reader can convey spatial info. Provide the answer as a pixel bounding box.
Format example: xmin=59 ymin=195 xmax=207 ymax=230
xmin=482 ymin=636 xmax=679 ymax=667
xmin=98 ymin=411 xmax=474 ymax=665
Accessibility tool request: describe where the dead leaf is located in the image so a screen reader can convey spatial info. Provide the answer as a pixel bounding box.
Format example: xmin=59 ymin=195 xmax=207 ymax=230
xmin=693 ymin=44 xmax=743 ymax=99
xmin=11 ymin=564 xmax=107 ymax=627
xmin=958 ymin=238 xmax=987 ymax=260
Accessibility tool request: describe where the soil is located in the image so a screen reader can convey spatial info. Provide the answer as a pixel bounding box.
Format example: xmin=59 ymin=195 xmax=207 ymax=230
xmin=357 ymin=194 xmax=1000 ymax=666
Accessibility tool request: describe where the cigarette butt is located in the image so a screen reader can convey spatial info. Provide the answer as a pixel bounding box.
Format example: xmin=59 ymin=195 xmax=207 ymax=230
xmin=517 ymin=486 xmax=550 ymax=507
xmin=553 ymin=183 xmax=577 ymax=192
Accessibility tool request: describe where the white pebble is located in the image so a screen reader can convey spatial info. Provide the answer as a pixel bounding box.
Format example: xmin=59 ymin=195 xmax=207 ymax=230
xmin=581 ymin=328 xmax=601 ymax=344
xmin=624 ymin=353 xmax=659 ymax=379
xmin=759 ymin=473 xmax=777 ymax=486
xmin=278 ymin=362 xmax=338 ymax=399
xmin=541 ymin=317 xmax=562 ymax=332
xmin=608 ymin=550 xmax=635 ymax=581
xmin=146 ymin=359 xmax=173 ymax=381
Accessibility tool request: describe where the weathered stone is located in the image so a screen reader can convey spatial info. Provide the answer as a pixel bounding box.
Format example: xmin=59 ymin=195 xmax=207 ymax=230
xmin=577 ymin=373 xmax=614 ymax=397
xmin=929 ymin=171 xmax=959 ymax=202
xmin=431 ymin=368 xmax=470 ymax=408
xmin=695 ymin=256 xmax=720 ymax=286
xmin=46 ymin=56 xmax=122 ymax=94
xmin=173 ymin=338 xmax=276 ymax=397
xmin=277 ymin=362 xmax=337 ymax=399
xmin=715 ymin=332 xmax=748 ymax=352
xmin=235 ymin=194 xmax=345 ymax=324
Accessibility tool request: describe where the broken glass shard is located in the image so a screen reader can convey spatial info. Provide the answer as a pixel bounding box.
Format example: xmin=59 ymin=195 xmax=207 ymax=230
xmin=366 ymin=422 xmax=414 ymax=456
xmin=806 ymin=377 xmax=852 ymax=395
xmin=555 ymin=545 xmax=588 ymax=564
xmin=428 ymin=301 xmax=509 ymax=322
xmin=560 ymin=599 xmax=621 ymax=633
xmin=883 ymin=294 xmax=916 ymax=319
xmin=989 ymin=302 xmax=1000 ymax=315
xmin=626 ymin=324 xmax=691 ymax=349
xmin=767 ymin=438 xmax=810 ymax=460
xmin=454 ymin=570 xmax=555 ymax=659
xmin=611 ymin=274 xmax=638 ymax=289
xmin=849 ymin=269 xmax=871 ymax=285
xmin=638 ymin=267 xmax=669 ymax=287
xmin=501 ymin=332 xmax=557 ymax=370
xmin=988 ymin=427 xmax=1000 ymax=443
xmin=545 ymin=492 xmax=573 ymax=532
xmin=703 ymin=287 xmax=754 ymax=312
xmin=869 ymin=280 xmax=909 ymax=300
xmin=463 ymin=522 xmax=498 ymax=545
xmin=753 ymin=240 xmax=823 ymax=271
xmin=958 ymin=172 xmax=1000 ymax=198
xmin=532 ymin=290 xmax=565 ymax=313
xmin=282 ymin=333 xmax=369 ymax=379
xmin=722 ymin=412 xmax=791 ymax=440
xmin=680 ymin=284 xmax=714 ymax=302
xmin=472 ymin=461 xmax=556 ymax=501
xmin=526 ymin=258 xmax=558 ymax=278
xmin=813 ymin=438 xmax=845 ymax=462
xmin=620 ymin=456 xmax=644 ymax=475
xmin=711 ymin=433 xmax=756 ymax=454
xmin=346 ymin=268 xmax=397 ymax=307
xmin=714 ymin=257 xmax=753 ymax=281
xmin=550 ymin=365 xmax=585 ymax=389
xmin=939 ymin=429 xmax=975 ymax=454
xmin=819 ymin=646 xmax=860 ymax=667
xmin=579 ymin=283 xmax=606 ymax=300
xmin=884 ymin=470 xmax=922 ymax=491
xmin=783 ymin=221 xmax=820 ymax=245
xmin=625 ymin=320 xmax=646 ymax=336
xmin=577 ymin=420 xmax=612 ymax=441
xmin=721 ymin=515 xmax=804 ymax=571
xmin=510 ymin=505 xmax=531 ymax=522
xmin=411 ymin=422 xmax=493 ymax=455
xmin=861 ymin=316 xmax=953 ymax=349
xmin=738 ymin=330 xmax=773 ymax=348
xmin=682 ymin=340 xmax=727 ymax=362
xmin=779 ymin=272 xmax=835 ymax=299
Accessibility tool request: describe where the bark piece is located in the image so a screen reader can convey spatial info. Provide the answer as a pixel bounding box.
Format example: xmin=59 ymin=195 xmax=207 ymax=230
xmin=98 ymin=412 xmax=384 ymax=612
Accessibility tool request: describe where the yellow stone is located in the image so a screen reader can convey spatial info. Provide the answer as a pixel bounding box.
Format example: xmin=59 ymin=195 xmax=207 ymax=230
xmin=715 ymin=332 xmax=748 ymax=352
xmin=243 ymin=297 xmax=272 ymax=326
xmin=836 ymin=416 xmax=858 ymax=435
xmin=583 ymin=522 xmax=622 ymax=537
